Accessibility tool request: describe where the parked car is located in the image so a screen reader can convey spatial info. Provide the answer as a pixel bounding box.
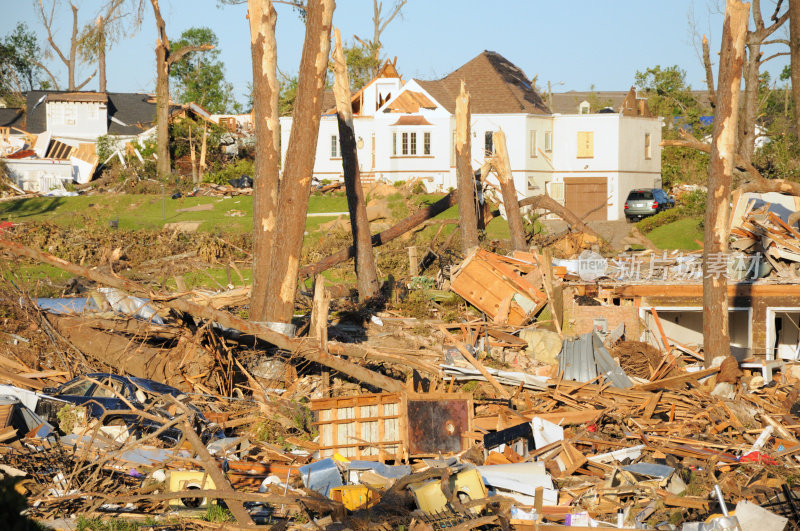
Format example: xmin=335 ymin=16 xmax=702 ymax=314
xmin=36 ymin=373 xmax=219 ymax=444
xmin=624 ymin=188 xmax=675 ymax=221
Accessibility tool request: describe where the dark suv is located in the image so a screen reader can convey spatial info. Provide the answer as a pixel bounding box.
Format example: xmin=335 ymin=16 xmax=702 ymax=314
xmin=624 ymin=188 xmax=675 ymax=221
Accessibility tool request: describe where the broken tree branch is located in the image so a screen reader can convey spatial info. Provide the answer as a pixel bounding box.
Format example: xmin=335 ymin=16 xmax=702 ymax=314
xmin=517 ymin=194 xmax=605 ymax=242
xmin=299 ymin=190 xmax=457 ymax=278
xmin=702 ymin=35 xmax=717 ymax=108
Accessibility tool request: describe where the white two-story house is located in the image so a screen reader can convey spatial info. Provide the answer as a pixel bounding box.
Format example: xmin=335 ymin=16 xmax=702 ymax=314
xmin=279 ymin=51 xmax=661 ymax=221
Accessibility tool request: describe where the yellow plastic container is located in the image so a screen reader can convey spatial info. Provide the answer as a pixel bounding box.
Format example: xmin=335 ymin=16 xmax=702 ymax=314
xmin=329 ymin=485 xmax=378 ymax=511
xmin=409 ymin=468 xmax=488 ymax=514
xmin=166 ymin=470 xmax=217 ymax=508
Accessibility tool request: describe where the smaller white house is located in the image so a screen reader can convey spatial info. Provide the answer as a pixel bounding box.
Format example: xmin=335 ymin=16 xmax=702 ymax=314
xmin=43 ymin=92 xmax=109 ymax=142
xmin=280 ymin=52 xmax=663 ymax=221
xmin=549 ymin=110 xmax=661 ymax=221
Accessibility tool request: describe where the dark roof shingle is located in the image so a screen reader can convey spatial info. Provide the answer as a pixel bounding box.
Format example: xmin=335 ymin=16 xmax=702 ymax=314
xmin=416 ymin=51 xmax=549 ymax=115
xmin=0 ymin=108 xmax=24 ymax=128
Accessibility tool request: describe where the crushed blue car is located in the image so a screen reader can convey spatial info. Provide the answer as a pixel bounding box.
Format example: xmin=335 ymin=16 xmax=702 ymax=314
xmin=35 ymin=373 xmax=220 ymax=444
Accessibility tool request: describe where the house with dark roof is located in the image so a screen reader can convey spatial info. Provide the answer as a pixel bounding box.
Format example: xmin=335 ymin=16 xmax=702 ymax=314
xmin=11 ymin=90 xmax=162 ymax=142
xmin=280 ymin=51 xmax=662 ymax=221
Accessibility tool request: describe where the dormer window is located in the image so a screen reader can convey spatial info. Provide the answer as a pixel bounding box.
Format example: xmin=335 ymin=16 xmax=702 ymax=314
xmin=579 ymin=100 xmax=590 ymax=114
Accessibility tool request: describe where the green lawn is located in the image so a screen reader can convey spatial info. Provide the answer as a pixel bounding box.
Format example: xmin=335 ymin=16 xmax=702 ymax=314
xmin=0 ymin=191 xmax=515 ymax=239
xmin=646 ymin=216 xmax=703 ymax=250
xmin=0 ymin=193 xmax=348 ymax=234
xmin=0 ymin=190 xmax=517 ymax=292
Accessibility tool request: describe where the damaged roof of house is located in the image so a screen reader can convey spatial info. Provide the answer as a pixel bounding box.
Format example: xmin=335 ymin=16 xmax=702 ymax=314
xmin=416 ymin=50 xmax=550 ymax=115
xmin=0 ymin=108 xmax=24 ymax=128
xmin=12 ymin=91 xmax=161 ymax=136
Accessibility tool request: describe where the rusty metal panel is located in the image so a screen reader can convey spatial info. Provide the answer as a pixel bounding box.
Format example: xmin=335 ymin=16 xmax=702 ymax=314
xmin=407 ymin=398 xmax=470 ymax=455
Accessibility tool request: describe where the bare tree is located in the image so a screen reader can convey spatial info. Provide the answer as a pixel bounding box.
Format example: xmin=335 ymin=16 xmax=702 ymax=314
xmin=790 ymin=0 xmax=800 ymax=137
xmin=35 ymin=0 xmax=97 ymax=91
xmin=149 ymin=0 xmax=213 ymax=179
xmin=77 ymin=0 xmax=143 ymax=92
xmin=353 ymin=0 xmax=406 ymax=77
xmin=702 ymin=35 xmax=717 ymax=108
xmin=738 ymin=0 xmax=789 ymax=163
xmin=261 ymin=0 xmax=334 ymax=324
xmin=248 ymin=0 xmax=281 ymax=321
xmin=703 ymin=0 xmax=749 ymax=367
xmin=332 ymin=28 xmax=380 ymax=301
xmin=455 ymin=81 xmax=479 ymax=251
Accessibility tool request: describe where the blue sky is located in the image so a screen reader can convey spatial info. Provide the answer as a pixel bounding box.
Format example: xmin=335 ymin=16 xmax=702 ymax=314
xmin=2 ymin=0 xmax=791 ymax=105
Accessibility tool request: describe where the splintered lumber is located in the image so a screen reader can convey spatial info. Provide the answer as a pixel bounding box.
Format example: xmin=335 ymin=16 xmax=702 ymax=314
xmin=635 ymin=367 xmax=719 ymax=391
xmin=449 ymin=248 xmax=546 ymax=325
xmin=299 ymin=190 xmax=457 ymax=278
xmin=0 ymin=237 xmax=404 ymax=393
xmin=439 ymin=325 xmax=510 ymax=398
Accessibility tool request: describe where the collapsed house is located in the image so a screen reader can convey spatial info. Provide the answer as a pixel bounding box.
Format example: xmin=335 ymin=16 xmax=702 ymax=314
xmin=0 ymin=91 xmax=249 ymax=194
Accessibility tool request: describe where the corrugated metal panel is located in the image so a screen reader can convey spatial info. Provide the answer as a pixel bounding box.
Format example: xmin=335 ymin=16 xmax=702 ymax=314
xmin=558 ymin=332 xmax=597 ymax=383
xmin=592 ymin=333 xmax=633 ymax=389
xmin=558 ymin=332 xmax=632 ymax=388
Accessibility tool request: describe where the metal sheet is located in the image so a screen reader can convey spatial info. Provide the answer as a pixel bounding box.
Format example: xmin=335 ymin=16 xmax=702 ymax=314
xmin=298 ymin=457 xmax=342 ymax=498
xmin=407 ymin=399 xmax=469 ymax=455
xmin=558 ymin=332 xmax=597 ymax=383
xmin=592 ymin=333 xmax=633 ymax=388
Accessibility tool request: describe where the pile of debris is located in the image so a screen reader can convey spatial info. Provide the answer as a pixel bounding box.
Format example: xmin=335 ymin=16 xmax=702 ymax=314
xmin=731 ymin=198 xmax=800 ymax=279
xmin=0 ymin=234 xmax=799 ymax=530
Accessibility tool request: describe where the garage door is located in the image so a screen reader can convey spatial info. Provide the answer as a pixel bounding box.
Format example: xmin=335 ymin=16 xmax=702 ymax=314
xmin=564 ymin=177 xmax=607 ymax=221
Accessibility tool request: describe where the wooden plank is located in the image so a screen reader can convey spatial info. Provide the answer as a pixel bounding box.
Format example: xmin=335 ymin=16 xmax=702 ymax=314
xmin=0 ymin=367 xmax=45 ymax=390
xmin=641 ymin=391 xmax=661 ymax=420
xmin=635 ymin=368 xmax=719 ymax=391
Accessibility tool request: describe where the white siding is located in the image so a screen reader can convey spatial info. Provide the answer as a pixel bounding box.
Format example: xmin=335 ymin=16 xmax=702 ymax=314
xmin=46 ymin=101 xmax=108 ymax=141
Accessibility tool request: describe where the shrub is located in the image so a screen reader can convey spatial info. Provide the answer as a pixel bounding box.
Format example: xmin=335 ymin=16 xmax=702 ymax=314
xmin=204 ymin=159 xmax=255 ymax=185
xmin=635 ymin=189 xmax=707 ymax=233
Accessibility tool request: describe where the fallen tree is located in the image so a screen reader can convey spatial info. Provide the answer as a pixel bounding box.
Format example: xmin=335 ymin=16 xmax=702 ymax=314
xmin=0 ymin=238 xmax=404 ymax=393
xmin=47 ymin=315 xmax=214 ymax=387
xmin=299 ymin=189 xmax=457 ymax=278
xmin=518 ymin=193 xmax=605 ymax=242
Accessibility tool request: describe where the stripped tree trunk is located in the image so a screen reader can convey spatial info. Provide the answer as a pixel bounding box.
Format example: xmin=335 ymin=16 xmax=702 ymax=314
xmin=97 ymin=15 xmax=107 ymax=93
xmin=150 ymin=0 xmax=213 ymax=181
xmin=456 ymin=81 xmax=479 ymax=252
xmin=151 ymin=0 xmax=171 ymax=180
xmin=262 ymin=0 xmax=334 ymax=323
xmin=738 ymin=43 xmax=760 ymax=163
xmin=199 ymin=123 xmax=207 ymax=182
xmin=702 ymin=35 xmax=717 ymax=109
xmin=247 ymin=0 xmax=281 ymax=321
xmin=332 ymin=28 xmax=379 ymax=301
xmin=703 ymin=0 xmax=749 ymax=368
xmin=492 ymin=130 xmax=527 ymax=251
xmin=791 ymin=0 xmax=800 ymax=138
